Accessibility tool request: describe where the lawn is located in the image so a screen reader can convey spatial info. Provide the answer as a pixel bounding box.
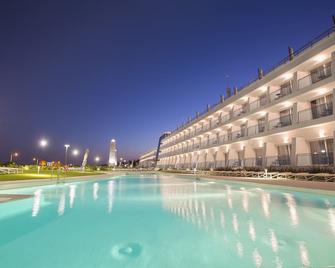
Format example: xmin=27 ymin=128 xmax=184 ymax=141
xmin=0 ymin=169 xmax=106 ymax=181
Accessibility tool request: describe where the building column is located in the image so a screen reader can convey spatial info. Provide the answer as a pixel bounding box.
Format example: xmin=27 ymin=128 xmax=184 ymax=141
xmin=331 ymin=51 xmax=335 ymax=79
xmin=227 ymin=148 xmax=238 ymax=167
xmin=292 ymin=102 xmax=298 ymax=124
xmin=292 ymin=71 xmax=298 ymax=93
xmin=244 ymin=145 xmax=256 ymax=167
xmin=332 ymin=88 xmax=335 ymax=116
xmin=263 ymin=142 xmax=277 ymax=168
xmin=333 ymin=131 xmax=335 ymax=168
xmin=266 ymin=86 xmax=271 ymax=104
xmin=213 ymin=151 xmax=218 ymax=169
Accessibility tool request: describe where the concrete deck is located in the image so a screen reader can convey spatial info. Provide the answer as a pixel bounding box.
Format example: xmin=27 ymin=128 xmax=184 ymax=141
xmin=162 ymin=172 xmax=335 ymax=193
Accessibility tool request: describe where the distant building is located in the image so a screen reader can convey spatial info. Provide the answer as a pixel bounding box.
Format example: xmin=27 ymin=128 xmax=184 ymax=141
xmin=108 ymin=139 xmax=117 ymax=166
xmin=139 ymin=149 xmax=157 ymax=168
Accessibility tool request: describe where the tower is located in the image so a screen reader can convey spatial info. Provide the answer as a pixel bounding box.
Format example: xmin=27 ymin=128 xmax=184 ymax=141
xmin=108 ymin=139 xmax=117 ymax=167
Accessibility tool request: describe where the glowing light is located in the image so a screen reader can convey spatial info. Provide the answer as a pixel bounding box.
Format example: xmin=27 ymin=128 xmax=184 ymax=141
xmin=248 ymin=220 xmax=256 ymax=241
xmin=14 ymin=152 xmax=19 ymax=157
xmin=72 ymin=149 xmax=79 ymax=156
xmin=299 ymin=242 xmax=310 ymax=267
xmin=257 ymin=111 xmax=266 ymax=116
xmin=95 ymin=156 xmax=100 ymax=162
xmin=269 ymin=229 xmax=279 ymax=253
xmin=283 ymin=136 xmax=289 ymax=144
xmin=58 ymin=192 xmax=66 ymax=216
xmin=284 ymin=193 xmax=299 ymax=226
xmin=69 ymin=184 xmax=77 ymax=208
xmin=253 ymin=249 xmax=263 ymax=268
xmin=39 ymin=139 xmax=48 ymax=147
xmin=281 ymin=73 xmax=293 ymax=80
xmin=313 ymin=54 xmax=326 ymax=63
xmin=93 ymin=182 xmax=99 ymax=201
xmin=259 ymin=86 xmax=267 ymax=92
xmin=32 ymin=189 xmax=42 ymax=217
xmin=108 ymin=181 xmax=114 ymax=213
xmin=319 ymin=130 xmax=325 ymax=138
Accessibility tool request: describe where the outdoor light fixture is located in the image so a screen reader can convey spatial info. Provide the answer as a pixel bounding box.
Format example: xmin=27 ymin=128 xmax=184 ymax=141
xmin=72 ymin=149 xmax=79 ymax=156
xmin=281 ymin=73 xmax=293 ymax=80
xmin=95 ymin=156 xmax=100 ymax=162
xmin=313 ymin=54 xmax=326 ymax=63
xmin=39 ymin=139 xmax=48 ymax=147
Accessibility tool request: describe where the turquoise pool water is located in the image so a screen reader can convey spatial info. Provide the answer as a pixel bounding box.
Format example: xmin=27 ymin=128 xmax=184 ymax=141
xmin=0 ymin=175 xmax=334 ymax=268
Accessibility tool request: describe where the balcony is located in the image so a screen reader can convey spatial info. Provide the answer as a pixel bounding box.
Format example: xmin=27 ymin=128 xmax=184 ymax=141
xmin=298 ymin=64 xmax=332 ymax=90
xmin=266 ymin=156 xmax=291 ymax=166
xmin=298 ymin=102 xmax=333 ymax=123
xmin=297 ymin=153 xmax=334 ymax=166
xmin=268 ymin=114 xmax=293 ymax=130
xmin=270 ymin=85 xmax=292 ymax=102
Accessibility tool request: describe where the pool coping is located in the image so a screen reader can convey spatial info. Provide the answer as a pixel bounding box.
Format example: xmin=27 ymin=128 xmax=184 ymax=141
xmin=159 ymin=171 xmax=335 ymax=195
xmin=2 ymin=170 xmax=335 ymax=195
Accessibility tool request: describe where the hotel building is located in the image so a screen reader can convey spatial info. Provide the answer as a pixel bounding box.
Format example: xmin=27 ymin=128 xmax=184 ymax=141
xmin=139 ymin=149 xmax=157 ymax=168
xmin=155 ymin=25 xmax=335 ymax=170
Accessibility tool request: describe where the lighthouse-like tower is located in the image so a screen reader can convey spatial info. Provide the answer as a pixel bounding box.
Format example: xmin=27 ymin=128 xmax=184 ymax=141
xmin=108 ymin=139 xmax=117 ymax=167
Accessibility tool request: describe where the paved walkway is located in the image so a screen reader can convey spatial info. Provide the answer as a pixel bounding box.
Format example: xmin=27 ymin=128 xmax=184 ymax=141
xmin=165 ymin=172 xmax=335 ymax=192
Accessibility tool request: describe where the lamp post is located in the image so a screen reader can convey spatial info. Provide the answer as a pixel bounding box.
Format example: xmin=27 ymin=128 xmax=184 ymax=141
xmin=72 ymin=149 xmax=79 ymax=166
xmin=64 ymin=144 xmax=70 ymax=166
xmin=10 ymin=152 xmax=19 ymax=163
xmin=37 ymin=138 xmax=48 ymax=174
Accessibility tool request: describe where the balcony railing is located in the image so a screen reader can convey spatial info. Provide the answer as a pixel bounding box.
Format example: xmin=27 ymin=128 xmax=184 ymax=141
xmin=298 ymin=64 xmax=332 ymax=90
xmin=298 ymin=102 xmax=333 ymax=123
xmin=297 ymin=153 xmax=334 ymax=166
xmin=266 ymin=156 xmax=291 ymax=166
xmin=270 ymin=86 xmax=292 ymax=102
xmin=268 ymin=114 xmax=293 ymax=130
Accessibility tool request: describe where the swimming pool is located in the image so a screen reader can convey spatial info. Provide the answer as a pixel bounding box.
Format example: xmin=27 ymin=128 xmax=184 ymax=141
xmin=0 ymin=174 xmax=334 ymax=267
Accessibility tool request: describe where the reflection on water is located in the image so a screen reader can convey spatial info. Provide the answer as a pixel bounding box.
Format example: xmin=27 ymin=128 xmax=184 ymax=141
xmin=108 ymin=181 xmax=114 ymax=213
xmin=159 ymin=179 xmax=335 ymax=267
xmin=19 ymin=177 xmax=335 ymax=267
xmin=284 ymin=193 xmax=299 ymax=226
xmin=32 ymin=189 xmax=42 ymax=217
xmin=93 ymin=182 xmax=99 ymax=201
xmin=58 ymin=191 xmax=65 ymax=216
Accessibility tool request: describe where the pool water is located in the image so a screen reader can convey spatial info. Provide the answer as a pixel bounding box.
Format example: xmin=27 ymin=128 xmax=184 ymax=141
xmin=0 ymin=175 xmax=334 ymax=268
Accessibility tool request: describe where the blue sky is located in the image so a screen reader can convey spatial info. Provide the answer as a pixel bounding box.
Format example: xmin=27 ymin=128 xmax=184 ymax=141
xmin=1 ymin=0 xmax=335 ymax=164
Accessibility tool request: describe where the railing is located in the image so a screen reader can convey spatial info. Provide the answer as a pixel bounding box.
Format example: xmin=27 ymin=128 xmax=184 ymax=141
xmin=166 ymin=26 xmax=335 ymax=138
xmin=268 ymin=115 xmax=293 ymax=130
xmin=298 ymin=102 xmax=333 ymax=122
xmin=270 ymin=85 xmax=292 ymax=102
xmin=298 ymin=64 xmax=332 ymax=90
xmin=249 ymin=99 xmax=260 ymax=111
xmin=266 ymin=156 xmax=291 ymax=166
xmin=297 ymin=153 xmax=334 ymax=166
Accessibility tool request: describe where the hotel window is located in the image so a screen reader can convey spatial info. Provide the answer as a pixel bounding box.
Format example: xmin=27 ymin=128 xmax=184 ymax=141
xmin=279 ymin=108 xmax=293 ymax=127
xmin=309 ymin=138 xmax=334 ymax=165
xmin=257 ymin=118 xmax=266 ymax=132
xmin=277 ymin=144 xmax=291 ymax=165
xmin=255 ymin=148 xmax=263 ymax=166
xmin=259 ymin=94 xmax=267 ymax=106
xmin=227 ymin=128 xmax=232 ymax=141
xmin=310 ymin=94 xmax=333 ymax=119
xmin=237 ymin=151 xmax=244 ymax=166
xmin=280 ymin=80 xmax=293 ymax=97
xmin=240 ymin=124 xmax=247 ymax=137
xmin=242 ymin=102 xmax=248 ymax=114
xmin=310 ymin=62 xmax=331 ymax=83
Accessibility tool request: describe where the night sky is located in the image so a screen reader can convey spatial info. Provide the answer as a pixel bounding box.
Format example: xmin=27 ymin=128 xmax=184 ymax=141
xmin=1 ymin=0 xmax=335 ymax=164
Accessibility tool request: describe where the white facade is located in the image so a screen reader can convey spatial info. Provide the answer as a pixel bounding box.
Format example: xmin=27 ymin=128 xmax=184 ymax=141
xmin=157 ymin=26 xmax=335 ymax=171
xmin=139 ymin=149 xmax=157 ymax=168
xmin=108 ymin=139 xmax=117 ymax=166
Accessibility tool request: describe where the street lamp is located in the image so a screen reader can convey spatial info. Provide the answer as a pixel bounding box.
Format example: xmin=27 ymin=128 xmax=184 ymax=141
xmin=10 ymin=152 xmax=19 ymax=162
xmin=72 ymin=149 xmax=79 ymax=156
xmin=95 ymin=156 xmax=100 ymax=162
xmin=64 ymin=144 xmax=70 ymax=166
xmin=39 ymin=139 xmax=48 ymax=148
